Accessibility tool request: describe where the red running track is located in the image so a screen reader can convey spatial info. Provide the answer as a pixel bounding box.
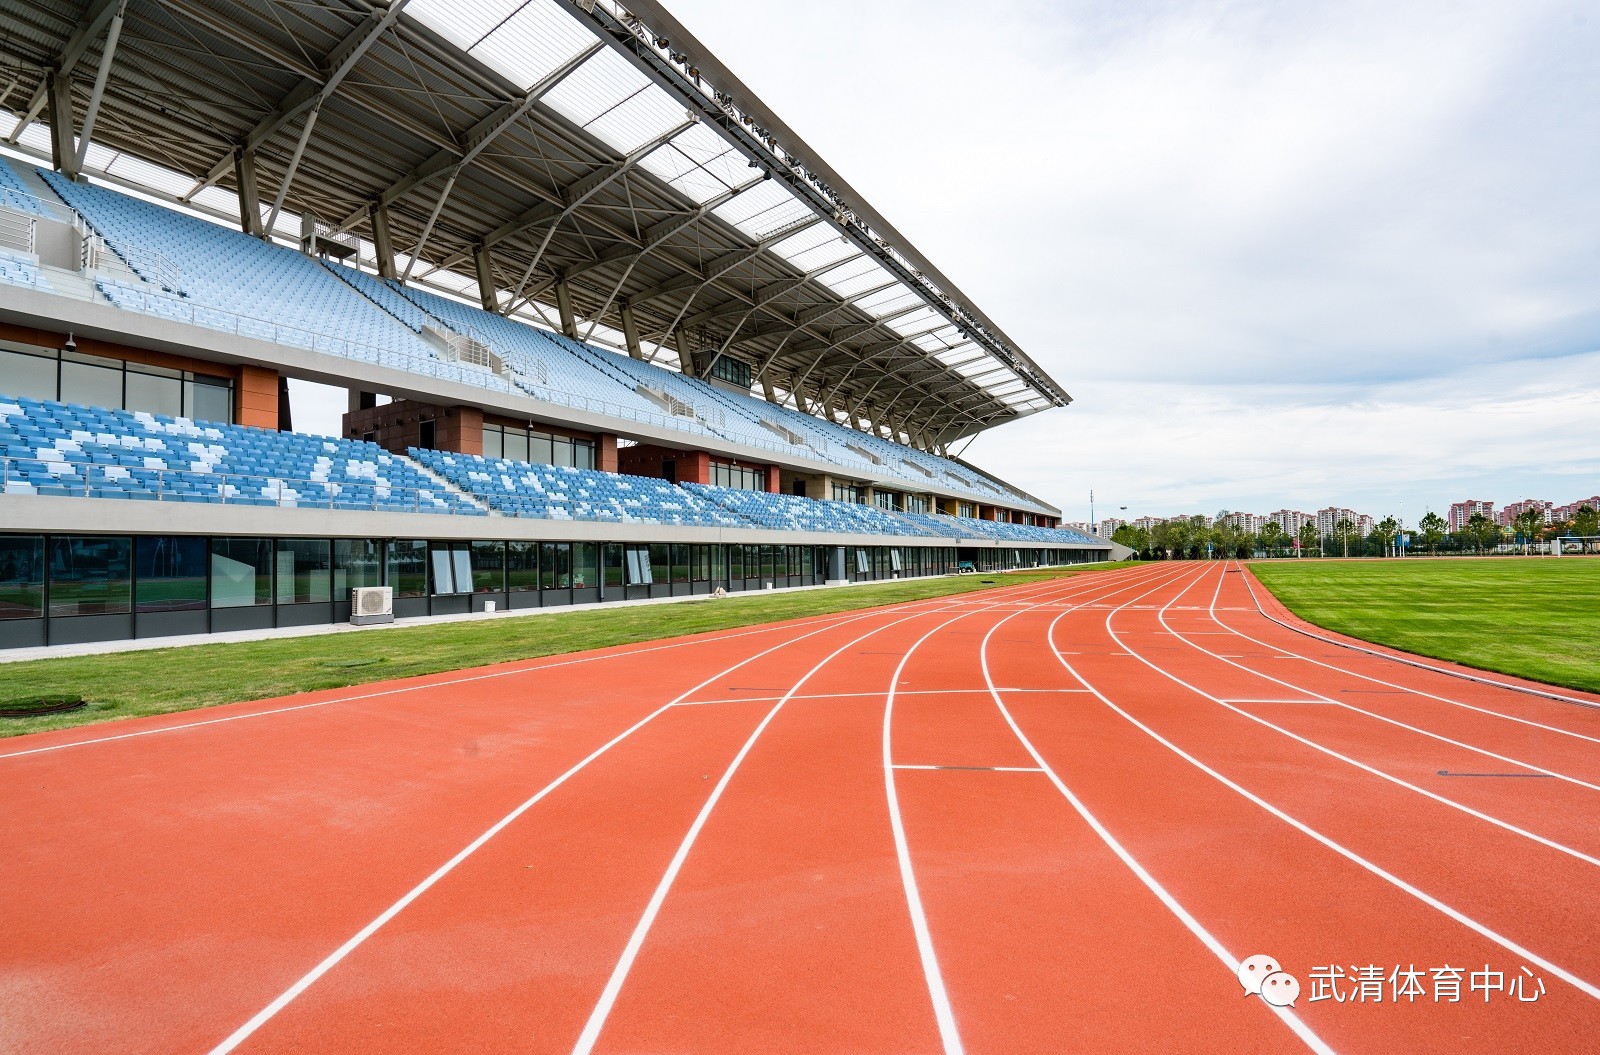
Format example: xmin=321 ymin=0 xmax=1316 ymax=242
xmin=1 ymin=562 xmax=1596 ymax=1053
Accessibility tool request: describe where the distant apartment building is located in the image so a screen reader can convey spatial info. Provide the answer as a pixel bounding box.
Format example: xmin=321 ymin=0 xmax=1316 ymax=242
xmin=1094 ymin=517 xmax=1124 ymax=540
xmin=1497 ymin=499 xmax=1554 ymax=528
xmin=1268 ymin=509 xmax=1314 ymax=534
xmin=1316 ymin=507 xmax=1360 ymax=537
xmin=1131 ymin=516 xmax=1164 ymax=533
xmin=1553 ymin=496 xmax=1600 ymax=521
xmin=1448 ymin=500 xmax=1494 ymax=531
xmin=1219 ymin=511 xmax=1264 ymax=533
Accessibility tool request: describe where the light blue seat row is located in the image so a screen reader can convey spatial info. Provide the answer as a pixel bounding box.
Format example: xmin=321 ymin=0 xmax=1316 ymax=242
xmin=682 ymin=484 xmax=937 ymax=537
xmin=0 ymin=394 xmax=483 ymax=515
xmin=410 ymin=449 xmax=749 ymax=528
xmin=0 ymin=247 xmax=50 ymax=291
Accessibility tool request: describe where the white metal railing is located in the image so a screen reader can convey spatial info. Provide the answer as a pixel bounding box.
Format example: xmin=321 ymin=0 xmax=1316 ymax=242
xmin=0 ymin=458 xmax=473 ymax=515
xmin=0 ymin=187 xmax=76 ymax=225
xmin=0 ymin=206 xmax=35 ymax=255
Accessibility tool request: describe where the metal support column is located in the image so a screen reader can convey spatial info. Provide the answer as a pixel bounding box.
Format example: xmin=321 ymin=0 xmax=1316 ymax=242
xmin=674 ymin=330 xmax=697 ymax=377
xmin=47 ymin=71 xmax=75 ymax=177
xmin=553 ymin=278 xmax=577 ymax=338
xmin=370 ymin=201 xmax=396 ymax=280
xmin=472 ymin=243 xmax=496 ymax=311
xmin=233 ymin=147 xmax=263 ymax=236
xmin=619 ymin=301 xmax=644 ymax=360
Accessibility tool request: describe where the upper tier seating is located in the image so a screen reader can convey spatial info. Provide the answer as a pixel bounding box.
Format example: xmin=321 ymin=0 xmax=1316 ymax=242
xmin=387 ymin=283 xmax=680 ymax=422
xmin=409 ymin=449 xmax=748 ymax=527
xmin=36 ymin=172 xmax=500 ymax=388
xmin=13 ymin=166 xmax=1050 ymax=516
xmin=0 ymin=156 xmax=52 ymax=217
xmin=0 ymin=395 xmax=483 ymax=514
xmin=683 ymin=484 xmax=936 ymax=537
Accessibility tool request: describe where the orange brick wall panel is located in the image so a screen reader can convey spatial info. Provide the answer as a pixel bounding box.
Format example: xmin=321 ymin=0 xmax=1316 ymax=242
xmin=235 ymin=365 xmax=280 ymax=430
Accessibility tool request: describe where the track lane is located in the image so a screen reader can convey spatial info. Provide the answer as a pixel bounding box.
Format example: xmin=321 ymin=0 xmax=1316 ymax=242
xmin=569 ymin=574 xmax=1122 ymax=1055
xmin=892 ymin=564 xmax=1321 ymax=1053
xmin=1011 ymin=564 xmax=1599 ymax=1054
xmin=0 ymin=583 xmax=1054 ymax=1055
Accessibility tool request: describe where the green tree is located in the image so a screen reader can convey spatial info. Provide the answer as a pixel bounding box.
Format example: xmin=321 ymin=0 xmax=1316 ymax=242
xmin=1418 ymin=511 xmax=1447 ymax=554
xmin=1333 ymin=517 xmax=1357 ymax=558
xmin=1374 ymin=515 xmax=1400 ymax=557
xmin=1465 ymin=512 xmax=1498 ymax=555
xmin=1572 ymin=505 xmax=1599 ymax=554
xmin=1296 ymin=522 xmax=1319 ymax=557
xmin=1512 ymin=507 xmax=1547 ymax=554
xmin=1259 ymin=522 xmax=1285 ymax=557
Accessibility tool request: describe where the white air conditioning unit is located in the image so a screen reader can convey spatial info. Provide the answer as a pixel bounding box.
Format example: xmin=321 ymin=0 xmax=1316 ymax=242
xmin=351 ymin=586 xmax=394 ymax=625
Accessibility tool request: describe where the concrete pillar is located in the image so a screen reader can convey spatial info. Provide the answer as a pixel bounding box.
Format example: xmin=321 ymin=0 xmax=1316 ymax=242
xmin=619 ymin=301 xmax=644 ymax=360
xmin=48 ymin=71 xmax=76 ymax=178
xmin=234 ymin=147 xmax=263 ymax=237
xmin=827 ymin=546 xmax=848 ymax=584
xmin=370 ymin=201 xmax=396 ymax=280
xmin=473 ymin=243 xmax=496 ymax=311
xmin=760 ymin=373 xmax=776 ymax=404
xmin=674 ymin=330 xmax=697 ymax=377
xmin=553 ymin=278 xmax=577 ymax=339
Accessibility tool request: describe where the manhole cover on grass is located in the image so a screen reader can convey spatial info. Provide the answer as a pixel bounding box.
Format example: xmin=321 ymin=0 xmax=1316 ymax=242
xmin=0 ymin=695 xmax=88 ymax=718
xmin=322 ymin=658 xmax=385 ymax=669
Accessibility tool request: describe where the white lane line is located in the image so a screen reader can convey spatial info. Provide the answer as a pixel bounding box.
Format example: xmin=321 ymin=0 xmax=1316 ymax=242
xmin=672 ymin=688 xmax=1093 ymax=707
xmin=568 ymin=585 xmax=1042 ymax=1055
xmin=201 ymin=597 xmax=974 ymax=1055
xmin=984 ymin=565 xmax=1337 ymax=1055
xmin=1237 ymin=572 xmax=1600 ymax=716
xmin=892 ymin=765 xmax=1044 ymax=773
xmin=1155 ymin=568 xmax=1600 ymax=808
xmin=1196 ymin=581 xmax=1600 ymax=794
xmin=1222 ymin=573 xmax=1600 ymax=746
xmin=876 ymin=565 xmax=1179 ymax=1055
xmin=1080 ymin=564 xmax=1600 ymax=1003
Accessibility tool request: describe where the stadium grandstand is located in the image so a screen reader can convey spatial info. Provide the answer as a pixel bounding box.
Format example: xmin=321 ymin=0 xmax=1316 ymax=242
xmin=0 ymin=0 xmax=1111 ymax=649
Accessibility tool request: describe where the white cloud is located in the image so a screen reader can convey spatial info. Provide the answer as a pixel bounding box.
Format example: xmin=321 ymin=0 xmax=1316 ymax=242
xmin=664 ymin=0 xmax=1600 ymax=518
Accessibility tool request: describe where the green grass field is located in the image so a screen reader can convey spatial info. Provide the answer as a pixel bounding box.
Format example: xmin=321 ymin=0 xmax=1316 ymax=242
xmin=1250 ymin=558 xmax=1600 ymax=694
xmin=0 ymin=562 xmax=1132 ymax=739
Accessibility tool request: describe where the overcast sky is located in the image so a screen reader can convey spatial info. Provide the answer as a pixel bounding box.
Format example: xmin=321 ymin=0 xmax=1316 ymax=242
xmin=636 ymin=0 xmax=1599 ymax=525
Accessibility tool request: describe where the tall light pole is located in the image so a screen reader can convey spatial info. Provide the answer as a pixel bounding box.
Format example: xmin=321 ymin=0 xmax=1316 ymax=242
xmin=1090 ymin=489 xmax=1095 ymax=536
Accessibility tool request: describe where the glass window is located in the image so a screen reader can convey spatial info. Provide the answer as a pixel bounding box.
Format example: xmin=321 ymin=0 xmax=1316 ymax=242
xmin=542 ymin=542 xmax=571 ymax=589
xmin=49 ymin=535 xmax=131 ymax=616
xmin=572 ymin=542 xmax=597 ymax=589
xmin=59 ymin=352 xmax=122 ymax=409
xmin=670 ymin=543 xmax=689 ymax=584
xmin=505 ymin=429 xmax=530 ymax=463
xmin=692 ymin=546 xmax=710 ymax=582
xmin=387 ymin=540 xmax=428 ymax=598
xmin=333 ymin=539 xmax=382 ymax=597
xmin=552 ymin=437 xmax=574 ymax=467
xmin=276 ymin=539 xmax=331 ymax=603
xmin=603 ymin=543 xmax=625 ymax=589
xmin=507 ymin=540 xmax=539 ymax=591
xmin=648 ymin=544 xmax=670 ymax=585
xmin=212 ymin=537 xmax=273 ymax=608
xmin=136 ymin=535 xmax=206 ymax=613
xmin=482 ymin=425 xmax=504 ymax=461
xmin=0 ymin=535 xmax=45 ymax=619
xmin=471 ymin=540 xmax=505 ymax=592
xmin=625 ymin=545 xmax=652 ymax=585
xmin=574 ymin=441 xmax=595 ymax=471
xmin=187 ymin=374 xmax=233 ymax=424
xmin=125 ymin=364 xmax=183 ymax=418
xmin=711 ymin=544 xmax=726 ymax=583
xmin=529 ymin=433 xmax=553 ymax=465
xmin=728 ymin=544 xmax=743 ymax=581
xmin=0 ymin=346 xmax=57 ymax=400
